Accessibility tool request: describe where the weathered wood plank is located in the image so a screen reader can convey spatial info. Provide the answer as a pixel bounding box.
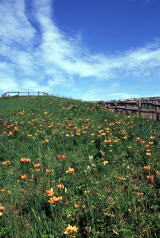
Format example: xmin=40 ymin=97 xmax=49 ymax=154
xmin=98 ymin=97 xmax=160 ymax=120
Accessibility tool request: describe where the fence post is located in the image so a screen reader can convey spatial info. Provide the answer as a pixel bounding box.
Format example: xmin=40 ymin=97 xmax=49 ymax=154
xmin=137 ymin=99 xmax=141 ymax=117
xmin=156 ymin=102 xmax=160 ymax=121
xmin=114 ymin=100 xmax=118 ymax=112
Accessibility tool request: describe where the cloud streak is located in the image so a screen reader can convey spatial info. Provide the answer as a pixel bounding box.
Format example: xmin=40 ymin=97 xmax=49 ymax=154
xmin=0 ymin=0 xmax=160 ymax=100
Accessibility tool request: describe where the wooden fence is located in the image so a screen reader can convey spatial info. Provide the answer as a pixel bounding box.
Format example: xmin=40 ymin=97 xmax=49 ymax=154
xmin=2 ymin=91 xmax=49 ymax=97
xmin=98 ymin=97 xmax=160 ymax=120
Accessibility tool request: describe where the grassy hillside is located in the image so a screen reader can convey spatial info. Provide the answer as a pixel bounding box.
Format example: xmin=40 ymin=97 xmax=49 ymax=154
xmin=0 ymin=96 xmax=160 ymax=238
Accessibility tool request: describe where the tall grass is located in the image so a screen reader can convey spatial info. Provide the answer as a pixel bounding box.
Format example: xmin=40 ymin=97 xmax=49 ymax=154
xmin=0 ymin=96 xmax=160 ymax=238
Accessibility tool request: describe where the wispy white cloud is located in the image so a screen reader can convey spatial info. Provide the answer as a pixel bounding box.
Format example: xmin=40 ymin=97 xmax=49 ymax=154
xmin=107 ymin=93 xmax=140 ymax=100
xmin=82 ymin=88 xmax=140 ymax=101
xmin=0 ymin=0 xmax=160 ymax=100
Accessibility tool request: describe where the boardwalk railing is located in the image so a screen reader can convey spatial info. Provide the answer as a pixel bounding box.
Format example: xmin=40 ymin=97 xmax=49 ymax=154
xmin=2 ymin=91 xmax=49 ymax=97
xmin=98 ymin=97 xmax=160 ymax=120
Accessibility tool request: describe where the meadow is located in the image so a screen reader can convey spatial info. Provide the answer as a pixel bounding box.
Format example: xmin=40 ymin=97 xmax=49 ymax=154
xmin=0 ymin=96 xmax=160 ymax=238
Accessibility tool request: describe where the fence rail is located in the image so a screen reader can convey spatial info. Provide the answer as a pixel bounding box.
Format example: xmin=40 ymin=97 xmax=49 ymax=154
xmin=98 ymin=97 xmax=160 ymax=120
xmin=2 ymin=91 xmax=49 ymax=97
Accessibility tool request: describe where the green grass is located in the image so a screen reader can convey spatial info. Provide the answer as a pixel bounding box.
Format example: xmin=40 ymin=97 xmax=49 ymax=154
xmin=0 ymin=96 xmax=160 ymax=238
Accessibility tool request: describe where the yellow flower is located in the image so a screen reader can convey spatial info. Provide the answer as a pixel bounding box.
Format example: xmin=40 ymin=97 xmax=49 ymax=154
xmin=2 ymin=161 xmax=11 ymax=165
xmin=156 ymin=171 xmax=160 ymax=176
xmin=44 ymin=188 xmax=54 ymax=196
xmin=20 ymin=174 xmax=29 ymax=179
xmin=113 ymin=139 xmax=119 ymax=143
xmin=136 ymin=192 xmax=144 ymax=196
xmin=101 ymin=133 xmax=106 ymax=136
xmin=146 ymin=175 xmax=154 ymax=183
xmin=48 ymin=196 xmax=62 ymax=204
xmin=20 ymin=158 xmax=31 ymax=162
xmin=28 ymin=134 xmax=33 ymax=137
xmin=42 ymin=139 xmax=49 ymax=143
xmin=18 ymin=111 xmax=25 ymax=115
xmin=8 ymin=131 xmax=13 ymax=136
xmin=34 ymin=163 xmax=42 ymax=168
xmin=146 ymin=152 xmax=152 ymax=156
xmin=65 ymin=167 xmax=75 ymax=174
xmin=14 ymin=126 xmax=19 ymax=131
xmin=65 ymin=134 xmax=70 ymax=137
xmin=144 ymin=166 xmax=151 ymax=171
xmin=84 ymin=190 xmax=91 ymax=194
xmin=64 ymin=224 xmax=78 ymax=235
xmin=45 ymin=169 xmax=53 ymax=173
xmin=56 ymin=155 xmax=68 ymax=160
xmin=148 ymin=141 xmax=154 ymax=145
xmin=35 ymin=169 xmax=40 ymax=173
xmin=104 ymin=139 xmax=111 ymax=143
xmin=102 ymin=161 xmax=109 ymax=165
xmin=117 ymin=176 xmax=124 ymax=181
xmin=56 ymin=184 xmax=64 ymax=189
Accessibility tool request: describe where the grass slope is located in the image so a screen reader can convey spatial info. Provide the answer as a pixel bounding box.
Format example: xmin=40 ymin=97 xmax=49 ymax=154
xmin=0 ymin=96 xmax=160 ymax=238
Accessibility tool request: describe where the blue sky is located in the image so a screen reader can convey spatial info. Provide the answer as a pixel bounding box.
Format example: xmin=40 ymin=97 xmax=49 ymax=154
xmin=0 ymin=0 xmax=160 ymax=100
